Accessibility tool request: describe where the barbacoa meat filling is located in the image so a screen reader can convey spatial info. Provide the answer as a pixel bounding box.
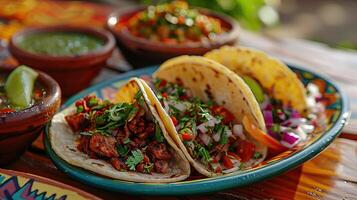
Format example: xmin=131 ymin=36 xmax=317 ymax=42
xmin=65 ymin=94 xmax=173 ymax=174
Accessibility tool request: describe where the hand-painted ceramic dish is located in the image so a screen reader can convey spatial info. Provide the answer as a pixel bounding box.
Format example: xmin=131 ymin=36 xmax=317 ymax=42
xmin=0 ymin=168 xmax=100 ymax=199
xmin=44 ymin=64 xmax=349 ymax=196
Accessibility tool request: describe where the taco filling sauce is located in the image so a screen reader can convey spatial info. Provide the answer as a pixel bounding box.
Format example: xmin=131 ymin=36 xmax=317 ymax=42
xmin=153 ymin=78 xmax=262 ymax=173
xmin=64 ymin=94 xmax=173 ymax=174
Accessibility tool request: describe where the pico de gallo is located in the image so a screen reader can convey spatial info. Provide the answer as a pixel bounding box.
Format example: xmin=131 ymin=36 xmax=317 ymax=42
xmin=242 ymin=76 xmax=325 ymax=151
xmin=64 ymin=93 xmax=174 ymax=174
xmin=0 ymin=66 xmax=45 ymax=114
xmin=153 ymin=78 xmax=263 ymax=174
xmin=123 ymin=1 xmax=227 ymax=44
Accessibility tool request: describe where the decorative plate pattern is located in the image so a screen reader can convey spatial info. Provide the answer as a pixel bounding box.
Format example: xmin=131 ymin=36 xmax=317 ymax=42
xmin=44 ymin=64 xmax=349 ymax=196
xmin=0 ymin=169 xmax=100 ymax=199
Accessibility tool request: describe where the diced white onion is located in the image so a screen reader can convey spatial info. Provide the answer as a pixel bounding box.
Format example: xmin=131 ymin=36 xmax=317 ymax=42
xmin=199 ymin=133 xmax=211 ymax=146
xmin=207 ymin=117 xmax=220 ymax=127
xmin=197 ymin=123 xmax=208 ymax=133
xmin=299 ymin=124 xmax=315 ymax=134
xmin=163 ymin=100 xmax=170 ymax=113
xmin=222 ymin=166 xmax=240 ymax=174
xmin=292 ymin=126 xmax=308 ymax=141
xmin=233 ymin=124 xmax=245 ymax=140
xmin=226 ymin=129 xmax=233 ymax=138
xmin=212 ymin=133 xmax=220 ymax=142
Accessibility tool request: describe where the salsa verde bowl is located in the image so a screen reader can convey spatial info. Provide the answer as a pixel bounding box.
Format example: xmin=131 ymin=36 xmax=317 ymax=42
xmin=44 ymin=64 xmax=349 ymax=196
xmin=107 ymin=5 xmax=239 ymax=68
xmin=0 ymin=69 xmax=61 ymax=166
xmin=9 ymin=26 xmax=115 ymax=96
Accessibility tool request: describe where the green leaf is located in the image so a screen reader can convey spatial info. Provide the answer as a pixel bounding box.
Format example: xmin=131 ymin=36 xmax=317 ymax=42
xmin=125 ymin=150 xmax=144 ymax=171
xmin=254 ymin=152 xmax=262 ymax=159
xmin=219 ymin=125 xmax=228 ymax=145
xmin=123 ymin=138 xmax=131 ymax=144
xmin=197 ymin=144 xmax=211 ymax=163
xmin=154 ymin=123 xmax=164 ymax=143
xmin=143 ymin=163 xmax=154 ymax=174
xmin=117 ymin=144 xmax=130 ymax=157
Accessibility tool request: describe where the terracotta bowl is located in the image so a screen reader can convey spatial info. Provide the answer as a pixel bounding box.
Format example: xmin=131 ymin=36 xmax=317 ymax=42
xmin=0 ymin=69 xmax=61 ymax=166
xmin=9 ymin=26 xmax=115 ymax=96
xmin=107 ymin=6 xmax=240 ymax=68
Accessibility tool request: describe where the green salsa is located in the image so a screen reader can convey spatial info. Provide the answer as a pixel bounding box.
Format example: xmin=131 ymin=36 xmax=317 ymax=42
xmin=17 ymin=32 xmax=105 ymax=56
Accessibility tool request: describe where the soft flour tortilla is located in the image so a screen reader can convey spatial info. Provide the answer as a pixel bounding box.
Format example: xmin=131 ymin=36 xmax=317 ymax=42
xmin=141 ymin=56 xmax=267 ymax=177
xmin=49 ymin=78 xmax=190 ymax=183
xmin=204 ymin=46 xmax=308 ymax=114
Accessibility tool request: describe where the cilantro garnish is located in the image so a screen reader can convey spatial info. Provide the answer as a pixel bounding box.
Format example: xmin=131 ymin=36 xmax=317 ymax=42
xmin=154 ymin=123 xmax=164 ymax=143
xmin=125 ymin=150 xmax=144 ymax=171
xmin=134 ymin=90 xmax=145 ymax=106
xmin=196 ymin=144 xmax=211 ymax=163
xmin=253 ymin=152 xmax=262 ymax=159
xmin=143 ymin=163 xmax=154 ymax=174
xmin=76 ymin=105 xmax=84 ymax=113
xmin=123 ymin=138 xmax=131 ymax=144
xmin=117 ymin=144 xmax=130 ymax=157
xmin=94 ymin=103 xmax=137 ymax=135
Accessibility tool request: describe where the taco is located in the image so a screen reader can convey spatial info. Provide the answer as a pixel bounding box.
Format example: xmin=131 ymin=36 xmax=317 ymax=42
xmin=140 ymin=56 xmax=268 ymax=177
xmin=49 ymin=78 xmax=190 ymax=183
xmin=205 ymin=46 xmax=324 ymax=150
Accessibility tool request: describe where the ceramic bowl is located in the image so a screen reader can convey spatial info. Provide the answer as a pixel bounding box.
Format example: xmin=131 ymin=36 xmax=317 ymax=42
xmin=8 ymin=26 xmax=115 ymax=96
xmin=0 ymin=69 xmax=61 ymax=166
xmin=107 ymin=7 xmax=239 ymax=68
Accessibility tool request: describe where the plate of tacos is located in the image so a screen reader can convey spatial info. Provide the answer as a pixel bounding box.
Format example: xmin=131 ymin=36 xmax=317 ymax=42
xmin=44 ymin=46 xmax=349 ymax=195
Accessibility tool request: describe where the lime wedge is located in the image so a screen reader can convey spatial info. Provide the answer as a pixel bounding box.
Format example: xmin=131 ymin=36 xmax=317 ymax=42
xmin=242 ymin=76 xmax=265 ymax=103
xmin=5 ymin=65 xmax=39 ymax=109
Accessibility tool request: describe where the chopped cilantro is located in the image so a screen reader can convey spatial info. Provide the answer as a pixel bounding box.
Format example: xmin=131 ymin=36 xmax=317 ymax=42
xmin=76 ymin=105 xmax=84 ymax=113
xmin=117 ymin=144 xmax=130 ymax=157
xmin=123 ymin=138 xmax=131 ymax=144
xmin=197 ymin=144 xmax=211 ymax=163
xmin=272 ymin=124 xmax=280 ymax=133
xmin=154 ymin=123 xmax=164 ymax=143
xmin=143 ymin=163 xmax=154 ymax=174
xmin=125 ymin=150 xmax=144 ymax=171
xmin=253 ymin=152 xmax=262 ymax=159
xmin=87 ymin=98 xmax=98 ymax=107
xmin=134 ymin=90 xmax=145 ymax=106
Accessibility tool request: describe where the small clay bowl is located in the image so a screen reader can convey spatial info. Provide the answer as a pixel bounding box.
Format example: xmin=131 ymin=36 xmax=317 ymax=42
xmin=107 ymin=6 xmax=240 ymax=68
xmin=9 ymin=26 xmax=115 ymax=96
xmin=0 ymin=69 xmax=61 ymax=166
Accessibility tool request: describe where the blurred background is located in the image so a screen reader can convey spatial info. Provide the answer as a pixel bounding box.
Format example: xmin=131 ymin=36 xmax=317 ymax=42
xmin=1 ymin=0 xmax=357 ymax=132
xmin=1 ymin=0 xmax=356 ymax=49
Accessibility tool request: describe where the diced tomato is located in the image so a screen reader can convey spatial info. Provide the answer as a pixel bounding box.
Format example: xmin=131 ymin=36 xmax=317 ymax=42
xmin=170 ymin=116 xmax=178 ymax=126
xmin=161 ymin=92 xmax=168 ymax=98
xmin=179 ymin=94 xmax=189 ymax=100
xmin=211 ymin=105 xmax=235 ymax=124
xmin=181 ymin=132 xmax=193 ymax=141
xmin=214 ymin=166 xmax=222 ymax=173
xmin=0 ymin=108 xmax=15 ymax=114
xmin=222 ymin=155 xmax=233 ymax=169
xmin=236 ymin=140 xmax=256 ymax=162
xmin=159 ymin=80 xmax=167 ymax=88
xmin=242 ymin=116 xmax=286 ymax=152
xmin=75 ymin=100 xmax=83 ymax=107
xmin=162 ymin=38 xmax=177 ymax=44
xmin=178 ymin=16 xmax=186 ymax=24
xmin=227 ymin=152 xmax=242 ymax=162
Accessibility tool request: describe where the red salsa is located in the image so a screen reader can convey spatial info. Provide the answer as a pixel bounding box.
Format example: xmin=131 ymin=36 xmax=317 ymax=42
xmin=119 ymin=1 xmax=227 ymax=44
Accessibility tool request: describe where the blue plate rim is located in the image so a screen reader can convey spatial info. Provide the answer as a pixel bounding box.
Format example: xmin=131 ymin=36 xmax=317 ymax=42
xmin=44 ymin=64 xmax=350 ymax=196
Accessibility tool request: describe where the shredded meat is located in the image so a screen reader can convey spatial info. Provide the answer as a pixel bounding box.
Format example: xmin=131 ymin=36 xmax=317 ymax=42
xmin=110 ymin=158 xmax=127 ymax=171
xmin=89 ymin=134 xmax=118 ymax=158
xmin=77 ymin=136 xmax=90 ymax=153
xmin=127 ymin=116 xmax=146 ymax=134
xmin=154 ymin=160 xmax=169 ymax=173
xmin=113 ymin=128 xmax=129 ymax=144
xmin=65 ymin=113 xmax=88 ymax=132
xmin=148 ymin=142 xmax=172 ymax=160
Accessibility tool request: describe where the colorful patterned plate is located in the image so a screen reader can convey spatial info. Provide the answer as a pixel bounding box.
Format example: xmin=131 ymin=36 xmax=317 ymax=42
xmin=44 ymin=65 xmax=349 ymax=196
xmin=0 ymin=168 xmax=100 ymax=199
